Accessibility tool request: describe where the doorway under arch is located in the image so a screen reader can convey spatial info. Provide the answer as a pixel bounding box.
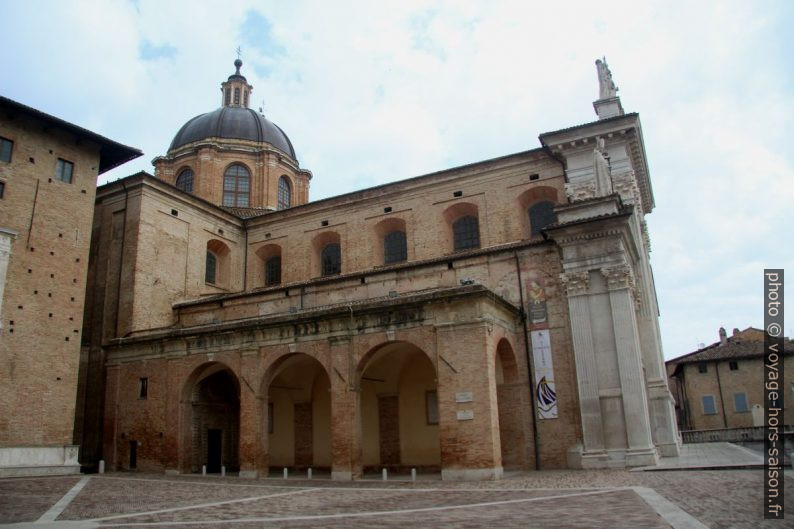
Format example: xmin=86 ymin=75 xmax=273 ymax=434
xmin=495 ymin=338 xmax=526 ymax=470
xmin=182 ymin=362 xmax=240 ymax=473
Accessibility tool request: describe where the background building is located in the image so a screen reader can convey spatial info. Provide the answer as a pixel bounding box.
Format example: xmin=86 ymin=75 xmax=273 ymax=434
xmin=74 ymin=59 xmax=680 ymax=479
xmin=667 ymin=327 xmax=794 ymax=431
xmin=0 ymin=96 xmax=140 ymax=476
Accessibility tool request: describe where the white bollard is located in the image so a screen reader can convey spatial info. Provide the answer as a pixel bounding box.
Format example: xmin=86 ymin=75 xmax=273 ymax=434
xmin=202 ymin=465 xmax=207 ymax=476
xmin=283 ymin=467 xmax=288 ymax=479
xmin=307 ymin=468 xmax=312 ymax=480
xmin=411 ymin=468 xmax=416 ymax=482
xmin=221 ymin=465 xmax=226 ymax=477
xmin=98 ymin=460 xmax=105 ymax=474
xmin=382 ymin=468 xmax=387 ymax=481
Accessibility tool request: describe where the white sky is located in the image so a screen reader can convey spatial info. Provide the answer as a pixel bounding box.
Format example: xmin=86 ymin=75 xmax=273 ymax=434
xmin=2 ymin=0 xmax=791 ymax=359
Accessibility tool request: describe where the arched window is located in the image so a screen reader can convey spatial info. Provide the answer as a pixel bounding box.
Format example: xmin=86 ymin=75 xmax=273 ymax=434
xmin=383 ymin=231 xmax=407 ymax=264
xmin=265 ymin=256 xmax=281 ymax=286
xmin=175 ymin=168 xmax=194 ymax=193
xmin=224 ymin=88 xmax=231 ymax=106
xmin=277 ymin=176 xmax=291 ymax=210
xmin=234 ymin=87 xmax=241 ymax=105
xmin=529 ymin=201 xmax=556 ymax=237
xmin=321 ymin=243 xmax=341 ymax=276
xmin=223 ymin=164 xmax=250 ymax=207
xmin=205 ymin=251 xmax=217 ymax=284
xmin=453 ymin=216 xmax=480 ymax=251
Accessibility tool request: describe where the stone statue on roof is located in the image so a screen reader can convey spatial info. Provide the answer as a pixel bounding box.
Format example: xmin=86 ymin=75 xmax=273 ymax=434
xmin=596 ymin=57 xmax=618 ymax=100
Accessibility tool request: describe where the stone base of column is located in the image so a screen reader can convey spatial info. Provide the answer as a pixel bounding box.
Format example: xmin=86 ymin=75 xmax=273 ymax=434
xmin=441 ymin=466 xmax=503 ymax=481
xmin=656 ymin=442 xmax=680 ymax=457
xmin=238 ymin=470 xmax=258 ymax=479
xmin=332 ymin=470 xmax=353 ymax=481
xmin=568 ymin=444 xmax=658 ymax=468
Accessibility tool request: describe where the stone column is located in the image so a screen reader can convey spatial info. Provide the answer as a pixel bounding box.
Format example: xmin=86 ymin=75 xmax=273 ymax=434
xmin=561 ymin=270 xmax=607 ymax=467
xmin=0 ymin=228 xmax=18 ymax=332
xmin=602 ymin=265 xmax=658 ymax=466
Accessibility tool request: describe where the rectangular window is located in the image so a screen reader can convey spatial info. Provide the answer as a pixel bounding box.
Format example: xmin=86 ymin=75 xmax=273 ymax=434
xmin=55 ymin=158 xmax=74 ymax=183
xmin=702 ymin=395 xmax=716 ymax=415
xmin=729 ymin=361 xmax=739 ymax=371
xmin=734 ymin=392 xmax=749 ymax=412
xmin=0 ymin=181 xmax=4 ymax=199
xmin=138 ymin=377 xmax=148 ymax=399
xmin=697 ymin=362 xmax=708 ymax=373
xmin=0 ymin=137 xmax=12 ymax=162
xmin=426 ymin=390 xmax=439 ymax=425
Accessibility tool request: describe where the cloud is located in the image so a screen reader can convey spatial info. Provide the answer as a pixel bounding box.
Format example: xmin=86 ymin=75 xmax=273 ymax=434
xmin=139 ymin=39 xmax=177 ymax=61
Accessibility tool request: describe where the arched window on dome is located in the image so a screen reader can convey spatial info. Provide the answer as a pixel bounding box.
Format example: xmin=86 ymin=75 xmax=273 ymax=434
xmin=234 ymin=87 xmax=240 ymax=106
xmin=223 ymin=164 xmax=250 ymax=207
xmin=277 ymin=176 xmax=291 ymax=210
xmin=175 ymin=168 xmax=194 ymax=194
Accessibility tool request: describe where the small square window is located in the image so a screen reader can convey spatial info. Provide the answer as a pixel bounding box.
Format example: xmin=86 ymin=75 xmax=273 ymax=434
xmin=0 ymin=137 xmax=13 ymax=163
xmin=729 ymin=361 xmax=739 ymax=371
xmin=55 ymin=158 xmax=74 ymax=183
xmin=734 ymin=392 xmax=748 ymax=413
xmin=702 ymin=395 xmax=716 ymax=415
xmin=698 ymin=362 xmax=708 ymax=374
xmin=138 ymin=377 xmax=148 ymax=399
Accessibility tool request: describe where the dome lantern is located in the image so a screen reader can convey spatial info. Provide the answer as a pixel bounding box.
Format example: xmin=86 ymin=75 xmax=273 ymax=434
xmin=221 ymin=58 xmax=253 ymax=108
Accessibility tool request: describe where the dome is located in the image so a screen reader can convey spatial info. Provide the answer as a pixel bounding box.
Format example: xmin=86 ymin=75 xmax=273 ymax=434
xmin=169 ymin=106 xmax=296 ymax=159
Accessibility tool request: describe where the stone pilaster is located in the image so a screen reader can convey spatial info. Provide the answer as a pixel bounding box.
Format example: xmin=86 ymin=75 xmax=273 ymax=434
xmin=602 ymin=265 xmax=658 ymax=466
xmin=561 ymin=271 xmax=607 ymax=466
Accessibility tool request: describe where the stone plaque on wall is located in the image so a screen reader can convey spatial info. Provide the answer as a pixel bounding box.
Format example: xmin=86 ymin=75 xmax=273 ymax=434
xmin=455 ymin=392 xmax=473 ymax=403
xmin=530 ymin=329 xmax=558 ymax=419
xmin=456 ymin=410 xmax=474 ymax=421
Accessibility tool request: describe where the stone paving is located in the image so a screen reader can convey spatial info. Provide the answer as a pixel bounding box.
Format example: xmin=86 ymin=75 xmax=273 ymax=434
xmin=0 ymin=468 xmax=792 ymax=529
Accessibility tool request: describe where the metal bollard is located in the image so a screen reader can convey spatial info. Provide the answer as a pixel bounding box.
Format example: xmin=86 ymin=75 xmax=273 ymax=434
xmin=382 ymin=468 xmax=387 ymax=481
xmin=411 ymin=468 xmax=416 ymax=482
xmin=283 ymin=467 xmax=288 ymax=479
xmin=308 ymin=467 xmax=312 ymax=480
xmin=98 ymin=460 xmax=105 ymax=474
xmin=202 ymin=465 xmax=207 ymax=476
xmin=221 ymin=465 xmax=226 ymax=477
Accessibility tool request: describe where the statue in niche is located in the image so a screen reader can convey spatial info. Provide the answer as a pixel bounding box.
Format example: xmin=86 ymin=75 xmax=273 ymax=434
xmin=593 ymin=137 xmax=613 ymax=196
xmin=596 ymin=57 xmax=618 ymax=100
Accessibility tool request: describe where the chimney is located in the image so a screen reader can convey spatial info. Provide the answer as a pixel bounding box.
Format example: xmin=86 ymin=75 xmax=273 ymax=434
xmin=719 ymin=327 xmax=728 ymax=346
xmin=733 ymin=328 xmax=740 ymax=337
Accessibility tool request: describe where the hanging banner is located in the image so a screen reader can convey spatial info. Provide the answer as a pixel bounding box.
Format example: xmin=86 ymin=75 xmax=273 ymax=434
xmin=530 ymin=329 xmax=558 ymax=419
xmin=525 ymin=275 xmax=548 ymax=326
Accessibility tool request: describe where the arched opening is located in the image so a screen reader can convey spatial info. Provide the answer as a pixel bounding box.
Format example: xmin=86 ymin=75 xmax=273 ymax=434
xmin=181 ymin=363 xmax=240 ymax=474
xmin=358 ymin=342 xmax=440 ymax=474
xmin=373 ymin=217 xmax=408 ymax=265
xmin=518 ymin=186 xmax=559 ymax=239
xmin=278 ymin=176 xmax=292 ymax=210
xmin=312 ymin=231 xmax=341 ymax=277
xmin=175 ymin=167 xmax=194 ymax=193
xmin=443 ymin=202 xmax=481 ymax=252
xmin=254 ymin=243 xmax=282 ymax=287
xmin=495 ymin=339 xmax=526 ymax=470
xmin=223 ymin=164 xmax=250 ymax=207
xmin=264 ymin=354 xmax=331 ymax=473
xmin=205 ymin=239 xmax=230 ymax=287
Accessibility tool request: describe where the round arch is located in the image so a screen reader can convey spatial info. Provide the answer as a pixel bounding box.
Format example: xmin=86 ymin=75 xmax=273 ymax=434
xmin=180 ymin=362 xmax=241 ymax=474
xmin=356 ymin=341 xmax=440 ymax=474
xmin=260 ymin=353 xmax=332 ymax=472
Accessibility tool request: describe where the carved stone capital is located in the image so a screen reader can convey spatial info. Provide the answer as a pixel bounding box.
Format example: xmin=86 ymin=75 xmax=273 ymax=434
xmin=611 ymin=170 xmax=642 ymax=213
xmin=559 ymin=270 xmax=590 ymax=297
xmin=565 ymin=181 xmax=596 ymax=203
xmin=600 ymin=264 xmax=636 ymax=293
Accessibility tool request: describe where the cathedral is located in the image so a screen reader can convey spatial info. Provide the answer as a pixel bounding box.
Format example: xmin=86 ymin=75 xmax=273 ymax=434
xmin=67 ymin=58 xmax=680 ymax=479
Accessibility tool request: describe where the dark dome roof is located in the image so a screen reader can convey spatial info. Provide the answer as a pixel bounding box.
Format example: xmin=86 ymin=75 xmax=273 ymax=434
xmin=169 ymin=106 xmax=296 ymax=159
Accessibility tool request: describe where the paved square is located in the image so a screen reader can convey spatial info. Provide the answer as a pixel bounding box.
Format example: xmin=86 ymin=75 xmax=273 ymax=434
xmin=0 ymin=468 xmax=792 ymax=529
